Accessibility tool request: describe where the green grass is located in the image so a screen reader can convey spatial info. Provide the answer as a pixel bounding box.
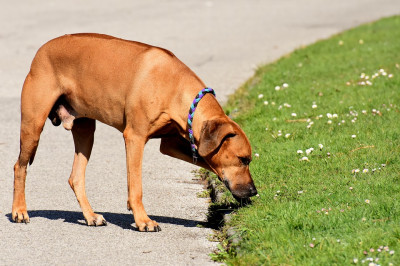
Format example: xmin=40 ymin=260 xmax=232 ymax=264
xmin=216 ymin=16 xmax=400 ymax=265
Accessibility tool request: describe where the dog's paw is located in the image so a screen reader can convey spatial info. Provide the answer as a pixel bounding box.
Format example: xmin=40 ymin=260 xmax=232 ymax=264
xmin=12 ymin=209 xmax=30 ymax=224
xmin=137 ymin=220 xmax=161 ymax=232
xmin=85 ymin=214 xmax=107 ymax=226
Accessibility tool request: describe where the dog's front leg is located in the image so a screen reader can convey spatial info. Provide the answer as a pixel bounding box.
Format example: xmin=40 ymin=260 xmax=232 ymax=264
xmin=123 ymin=129 xmax=161 ymax=232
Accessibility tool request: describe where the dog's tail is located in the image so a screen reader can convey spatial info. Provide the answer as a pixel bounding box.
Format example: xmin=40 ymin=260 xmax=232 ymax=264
xmin=28 ymin=147 xmax=37 ymax=166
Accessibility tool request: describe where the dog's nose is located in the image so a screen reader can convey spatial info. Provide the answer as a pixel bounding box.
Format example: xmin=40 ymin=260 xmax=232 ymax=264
xmin=231 ymin=182 xmax=258 ymax=199
xmin=249 ymin=185 xmax=258 ymax=197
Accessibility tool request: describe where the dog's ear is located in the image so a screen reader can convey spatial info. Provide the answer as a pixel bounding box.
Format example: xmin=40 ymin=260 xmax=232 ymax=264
xmin=198 ymin=119 xmax=237 ymax=157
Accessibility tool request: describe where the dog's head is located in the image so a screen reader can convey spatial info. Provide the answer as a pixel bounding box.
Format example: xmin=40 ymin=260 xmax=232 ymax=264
xmin=198 ymin=118 xmax=257 ymax=200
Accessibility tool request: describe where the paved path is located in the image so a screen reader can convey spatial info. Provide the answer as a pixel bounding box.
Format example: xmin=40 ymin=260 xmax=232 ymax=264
xmin=1 ymin=1 xmax=399 ymax=265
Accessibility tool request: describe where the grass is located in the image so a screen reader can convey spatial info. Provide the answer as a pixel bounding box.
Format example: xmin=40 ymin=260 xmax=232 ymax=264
xmin=213 ymin=16 xmax=400 ymax=265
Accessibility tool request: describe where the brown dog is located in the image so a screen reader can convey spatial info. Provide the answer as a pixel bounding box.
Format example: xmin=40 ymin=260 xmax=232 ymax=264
xmin=12 ymin=33 xmax=257 ymax=231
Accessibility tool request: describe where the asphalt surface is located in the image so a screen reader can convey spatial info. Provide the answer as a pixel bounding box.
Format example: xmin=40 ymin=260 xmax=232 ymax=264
xmin=1 ymin=1 xmax=399 ymax=265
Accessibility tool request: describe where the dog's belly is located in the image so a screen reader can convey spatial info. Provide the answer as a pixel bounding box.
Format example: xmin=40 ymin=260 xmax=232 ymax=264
xmin=51 ymin=91 xmax=127 ymax=132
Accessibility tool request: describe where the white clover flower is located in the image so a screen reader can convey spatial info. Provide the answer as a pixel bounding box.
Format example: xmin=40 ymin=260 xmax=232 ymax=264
xmin=300 ymin=157 xmax=309 ymax=162
xmin=297 ymin=150 xmax=303 ymax=154
xmin=332 ymin=114 xmax=338 ymax=118
xmin=285 ymin=133 xmax=291 ymax=138
xmin=284 ymin=103 xmax=291 ymax=108
xmin=388 ymin=74 xmax=393 ymax=78
xmin=390 ymin=250 xmax=395 ymax=255
xmin=366 ymin=80 xmax=372 ymax=86
xmin=338 ymin=40 xmax=344 ymax=45
xmin=254 ymin=153 xmax=260 ymax=158
xmin=258 ymin=94 xmax=264 ymax=99
xmin=352 ymin=135 xmax=356 ymax=138
xmin=318 ymin=144 xmax=323 ymax=150
xmin=275 ymin=86 xmax=281 ymax=91
xmin=277 ymin=133 xmax=282 ymax=137
xmin=264 ymin=101 xmax=269 ymax=105
xmin=271 ymin=102 xmax=276 ymax=105
xmin=312 ymin=104 xmax=317 ymax=109
xmin=362 ymin=110 xmax=367 ymax=114
xmin=327 ymin=120 xmax=332 ymax=124
xmin=282 ymin=83 xmax=289 ymax=88
xmin=327 ymin=113 xmax=333 ymax=118
xmin=278 ymin=105 xmax=283 ymax=110
xmin=363 ymin=169 xmax=369 ymax=173
xmin=306 ymin=148 xmax=314 ymax=155
xmin=360 ymin=73 xmax=366 ymax=78
xmin=298 ymin=190 xmax=303 ymax=194
xmin=353 ymin=258 xmax=358 ymax=264
xmin=291 ymin=113 xmax=297 ymax=117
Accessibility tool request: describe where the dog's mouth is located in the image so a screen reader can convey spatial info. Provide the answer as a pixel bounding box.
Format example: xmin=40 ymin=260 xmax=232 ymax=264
xmin=222 ymin=176 xmax=258 ymax=201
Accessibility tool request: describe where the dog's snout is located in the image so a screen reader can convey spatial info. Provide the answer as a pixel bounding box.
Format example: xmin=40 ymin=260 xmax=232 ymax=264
xmin=230 ymin=182 xmax=258 ymax=200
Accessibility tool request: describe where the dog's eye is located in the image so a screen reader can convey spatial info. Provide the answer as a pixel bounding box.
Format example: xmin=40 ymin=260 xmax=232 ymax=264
xmin=239 ymin=156 xmax=251 ymax=166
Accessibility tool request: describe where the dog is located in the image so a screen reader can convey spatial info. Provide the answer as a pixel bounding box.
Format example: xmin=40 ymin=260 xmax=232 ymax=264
xmin=12 ymin=33 xmax=257 ymax=232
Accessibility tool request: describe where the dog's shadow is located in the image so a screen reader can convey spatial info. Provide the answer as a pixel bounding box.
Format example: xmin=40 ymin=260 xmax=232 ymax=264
xmin=6 ymin=210 xmax=202 ymax=230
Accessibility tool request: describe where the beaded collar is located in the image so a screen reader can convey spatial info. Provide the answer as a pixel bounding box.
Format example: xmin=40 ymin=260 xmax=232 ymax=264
xmin=187 ymin=87 xmax=216 ymax=163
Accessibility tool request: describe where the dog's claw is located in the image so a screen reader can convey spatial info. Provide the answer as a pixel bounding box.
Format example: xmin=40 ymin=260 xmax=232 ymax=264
xmin=137 ymin=219 xmax=161 ymax=232
xmin=85 ymin=214 xmax=107 ymax=226
xmin=12 ymin=210 xmax=30 ymax=224
xmin=139 ymin=224 xmax=161 ymax=232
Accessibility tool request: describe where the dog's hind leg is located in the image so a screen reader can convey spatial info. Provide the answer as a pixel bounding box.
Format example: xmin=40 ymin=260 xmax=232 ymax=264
xmin=12 ymin=73 xmax=61 ymax=223
xmin=68 ymin=118 xmax=106 ymax=226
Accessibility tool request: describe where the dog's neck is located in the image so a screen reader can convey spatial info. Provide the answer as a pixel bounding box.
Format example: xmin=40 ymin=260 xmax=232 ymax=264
xmin=173 ymin=87 xmax=226 ymax=144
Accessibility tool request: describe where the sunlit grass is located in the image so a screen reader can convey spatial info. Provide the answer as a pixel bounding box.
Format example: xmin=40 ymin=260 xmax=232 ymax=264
xmin=217 ymin=16 xmax=400 ymax=265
